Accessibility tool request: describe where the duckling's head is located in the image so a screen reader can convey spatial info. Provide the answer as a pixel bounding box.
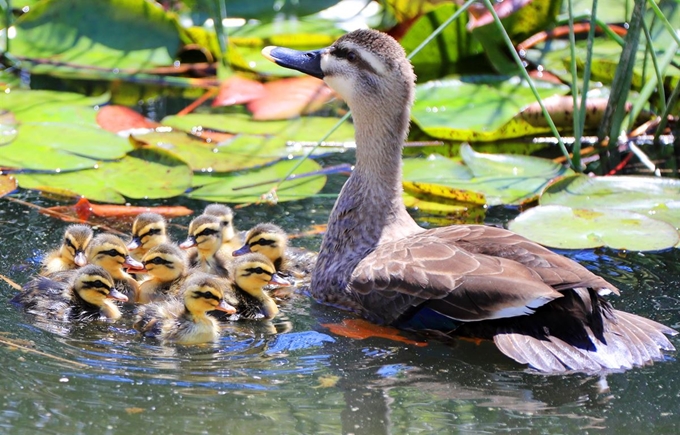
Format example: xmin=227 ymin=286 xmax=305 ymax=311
xmin=203 ymin=204 xmax=236 ymax=242
xmin=231 ymin=253 xmax=288 ymax=319
xmin=180 ymin=215 xmax=223 ymax=255
xmin=60 ymin=224 xmax=94 ymax=267
xmin=127 ymin=213 xmax=168 ymax=255
xmin=182 ymin=273 xmax=236 ymax=316
xmin=142 ymin=243 xmax=186 ymax=282
xmin=87 ymin=234 xmax=145 ymax=280
xmin=232 ymin=223 xmax=287 ymax=269
xmin=262 ymin=29 xmax=414 ymax=114
xmin=72 ymin=265 xmax=128 ymax=307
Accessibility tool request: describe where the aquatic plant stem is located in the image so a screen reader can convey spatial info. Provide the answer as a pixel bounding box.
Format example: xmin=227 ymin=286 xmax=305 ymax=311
xmin=567 ymin=0 xmax=582 ymax=170
xmin=481 ymin=0 xmax=572 ymax=170
xmin=267 ymin=0 xmax=477 ymax=195
xmin=655 ymin=79 xmax=680 ymax=143
xmin=646 ymin=0 xmax=680 ymax=47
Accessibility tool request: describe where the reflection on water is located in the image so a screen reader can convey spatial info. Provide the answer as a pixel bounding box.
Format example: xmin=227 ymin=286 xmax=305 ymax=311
xmin=1 ymin=190 xmax=679 ymax=434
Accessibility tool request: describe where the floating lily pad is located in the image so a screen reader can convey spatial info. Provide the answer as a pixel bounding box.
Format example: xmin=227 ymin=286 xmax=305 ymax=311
xmin=508 ymin=205 xmax=679 ymax=251
xmin=540 ymin=174 xmax=680 ymax=229
xmin=190 ymin=158 xmax=326 ymax=204
xmin=0 ymin=123 xmax=133 ymax=171
xmin=412 ymin=76 xmax=569 ymax=141
xmin=15 ymin=149 xmax=192 ymax=204
xmin=11 ymin=0 xmax=184 ymax=74
xmin=0 ymin=90 xmax=108 ymax=124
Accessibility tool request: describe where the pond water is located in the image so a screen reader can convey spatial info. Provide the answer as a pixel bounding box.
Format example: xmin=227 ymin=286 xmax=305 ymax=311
xmin=1 ymin=153 xmax=679 ymax=434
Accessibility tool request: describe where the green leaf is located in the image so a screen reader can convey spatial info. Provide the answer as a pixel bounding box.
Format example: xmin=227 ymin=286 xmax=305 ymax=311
xmin=411 ymin=76 xmax=569 ymax=141
xmin=0 ymin=123 xmax=133 ymax=171
xmin=189 ymin=158 xmax=326 ymax=203
xmin=11 ymin=0 xmax=184 ymax=73
xmin=15 ymin=149 xmax=192 ymax=203
xmin=540 ymin=174 xmax=680 ymax=229
xmin=460 ymin=142 xmax=571 ymax=178
xmin=508 ymin=205 xmax=679 ymax=251
xmin=0 ymin=90 xmax=108 ymax=124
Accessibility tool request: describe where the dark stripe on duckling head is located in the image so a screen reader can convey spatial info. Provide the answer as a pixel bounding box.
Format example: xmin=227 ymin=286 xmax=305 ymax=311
xmin=196 ymin=227 xmax=219 ymax=238
xmin=98 ymin=248 xmax=125 ymax=259
xmin=138 ymin=227 xmax=162 ymax=240
xmin=192 ymin=290 xmax=221 ymax=302
xmin=143 ymin=256 xmax=174 ymax=267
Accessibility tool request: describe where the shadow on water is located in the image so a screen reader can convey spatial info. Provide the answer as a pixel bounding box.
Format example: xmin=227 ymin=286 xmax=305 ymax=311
xmin=1 ymin=188 xmax=679 ymax=434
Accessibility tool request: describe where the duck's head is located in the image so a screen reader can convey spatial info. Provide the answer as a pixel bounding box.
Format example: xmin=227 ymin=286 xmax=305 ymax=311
xmin=73 ymin=264 xmax=128 ymax=306
xmin=141 ymin=243 xmax=186 ymax=282
xmin=127 ymin=213 xmax=168 ymax=254
xmin=262 ymin=29 xmax=414 ymax=113
xmin=232 ymin=223 xmax=287 ymax=270
xmin=182 ymin=273 xmax=236 ymax=316
xmin=180 ymin=215 xmax=223 ymax=255
xmin=203 ymin=204 xmax=236 ymax=242
xmin=87 ymin=234 xmax=145 ymax=280
xmin=59 ymin=224 xmax=94 ymax=267
xmin=231 ymin=253 xmax=289 ymax=319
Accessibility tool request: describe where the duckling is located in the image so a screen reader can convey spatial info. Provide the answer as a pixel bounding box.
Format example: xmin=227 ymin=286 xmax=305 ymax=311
xmin=202 ymin=203 xmax=244 ymax=259
xmin=86 ymin=233 xmax=145 ymax=301
xmin=179 ymin=215 xmax=230 ymax=277
xmin=127 ymin=213 xmax=169 ymax=261
xmin=215 ymin=253 xmax=290 ymax=321
xmin=133 ymin=273 xmax=236 ymax=344
xmin=41 ymin=224 xmax=93 ymax=275
xmin=263 ymin=29 xmax=677 ymax=372
xmin=13 ymin=264 xmax=128 ymax=321
xmin=137 ymin=243 xmax=187 ymax=304
xmin=233 ymin=223 xmax=317 ymax=287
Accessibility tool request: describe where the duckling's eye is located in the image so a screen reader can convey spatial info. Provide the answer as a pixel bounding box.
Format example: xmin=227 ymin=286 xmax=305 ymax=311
xmin=196 ymin=228 xmax=219 ymax=237
xmin=346 ymin=51 xmax=357 ymax=63
xmin=100 ymin=249 xmax=124 ymax=258
xmin=250 ymin=239 xmax=275 ymax=247
xmin=246 ymin=267 xmax=272 ymax=276
xmin=145 ymin=257 xmax=171 ymax=266
xmin=86 ymin=279 xmax=111 ymax=291
xmin=193 ymin=290 xmax=220 ymax=301
xmin=139 ymin=228 xmax=161 ymax=238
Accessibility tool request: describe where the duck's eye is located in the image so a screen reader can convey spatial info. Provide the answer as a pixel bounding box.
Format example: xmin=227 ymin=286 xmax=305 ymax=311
xmin=346 ymin=51 xmax=357 ymax=62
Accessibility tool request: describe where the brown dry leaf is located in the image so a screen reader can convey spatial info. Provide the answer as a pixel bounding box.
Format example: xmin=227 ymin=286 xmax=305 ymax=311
xmin=212 ymin=75 xmax=266 ymax=107
xmin=248 ymin=76 xmax=334 ymax=120
xmin=96 ymin=105 xmax=160 ymax=133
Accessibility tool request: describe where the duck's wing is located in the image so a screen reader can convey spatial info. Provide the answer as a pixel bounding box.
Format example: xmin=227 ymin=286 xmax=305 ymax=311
xmin=349 ymin=225 xmax=615 ymax=325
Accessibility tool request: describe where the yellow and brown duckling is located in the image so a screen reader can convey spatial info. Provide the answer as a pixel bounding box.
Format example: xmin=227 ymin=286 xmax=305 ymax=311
xmin=180 ymin=215 xmax=230 ymax=277
xmin=13 ymin=264 xmax=128 ymax=322
xmin=215 ymin=253 xmax=290 ymax=321
xmin=41 ymin=224 xmax=93 ymax=275
xmin=233 ymin=223 xmax=317 ymax=286
xmin=202 ymin=204 xmax=244 ymax=259
xmin=137 ymin=243 xmax=187 ymax=304
xmin=127 ymin=213 xmax=169 ymax=261
xmin=87 ymin=233 xmax=145 ymax=301
xmin=133 ymin=273 xmax=236 ymax=345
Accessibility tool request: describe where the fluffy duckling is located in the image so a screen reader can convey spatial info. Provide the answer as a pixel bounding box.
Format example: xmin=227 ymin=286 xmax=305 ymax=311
xmin=41 ymin=224 xmax=93 ymax=275
xmin=180 ymin=215 xmax=230 ymax=277
xmin=133 ymin=273 xmax=236 ymax=345
xmin=202 ymin=204 xmax=243 ymax=259
xmin=137 ymin=243 xmax=187 ymax=304
xmin=233 ymin=223 xmax=317 ymax=284
xmin=127 ymin=213 xmax=169 ymax=261
xmin=87 ymin=233 xmax=145 ymax=300
xmin=216 ymin=253 xmax=290 ymax=321
xmin=12 ymin=265 xmax=128 ymax=321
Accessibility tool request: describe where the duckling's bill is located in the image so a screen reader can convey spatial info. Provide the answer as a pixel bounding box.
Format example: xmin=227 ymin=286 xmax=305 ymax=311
xmin=262 ymin=46 xmax=325 ymax=79
xmin=215 ymin=300 xmax=237 ymax=314
xmin=232 ymin=244 xmax=251 ymax=256
xmin=107 ymin=288 xmax=129 ymax=302
xmin=124 ymin=256 xmax=145 ymax=273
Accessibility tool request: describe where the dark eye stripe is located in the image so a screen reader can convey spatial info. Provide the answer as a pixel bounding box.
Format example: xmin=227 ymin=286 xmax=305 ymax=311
xmin=99 ymin=249 xmax=125 ymax=259
xmin=64 ymin=237 xmax=77 ymax=252
xmin=193 ymin=290 xmax=220 ymax=301
xmin=333 ymin=47 xmax=377 ymax=75
xmin=85 ymin=279 xmax=111 ymax=291
xmin=245 ymin=267 xmax=272 ymax=276
xmin=138 ymin=228 xmax=162 ymax=240
xmin=196 ymin=228 xmax=219 ymax=238
xmin=250 ymin=238 xmax=275 ymax=247
xmin=144 ymin=256 xmax=173 ymax=266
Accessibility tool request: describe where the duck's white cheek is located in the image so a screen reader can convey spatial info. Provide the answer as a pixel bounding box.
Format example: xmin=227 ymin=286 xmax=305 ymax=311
xmin=324 ymin=75 xmax=354 ymax=102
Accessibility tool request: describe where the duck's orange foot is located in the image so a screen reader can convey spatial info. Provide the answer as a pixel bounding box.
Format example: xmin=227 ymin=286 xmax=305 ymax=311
xmin=321 ymin=319 xmax=428 ymax=347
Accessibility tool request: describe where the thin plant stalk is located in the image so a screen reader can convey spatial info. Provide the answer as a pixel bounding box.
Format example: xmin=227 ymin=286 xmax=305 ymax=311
xmin=646 ymin=0 xmax=680 ymax=47
xmin=641 ymin=21 xmax=666 ymax=115
xmin=574 ymin=0 xmax=600 ymax=172
xmin=481 ymin=0 xmax=572 ymax=169
xmin=567 ymin=0 xmax=581 ymax=170
xmin=269 ymin=0 xmax=477 ymax=193
xmin=655 ymin=79 xmax=680 ymax=143
xmin=561 ymin=14 xmax=625 ymax=46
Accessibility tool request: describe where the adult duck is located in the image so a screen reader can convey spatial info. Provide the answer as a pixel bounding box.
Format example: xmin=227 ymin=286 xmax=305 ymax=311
xmin=262 ymin=29 xmax=677 ymax=372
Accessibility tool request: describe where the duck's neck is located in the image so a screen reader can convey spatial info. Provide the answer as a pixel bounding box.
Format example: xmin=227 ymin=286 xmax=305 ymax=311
xmin=311 ymin=97 xmax=421 ymax=307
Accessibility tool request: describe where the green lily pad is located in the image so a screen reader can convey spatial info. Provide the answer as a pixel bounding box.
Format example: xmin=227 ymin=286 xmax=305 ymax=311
xmin=508 ymin=205 xmax=680 ymax=251
xmin=161 ymin=113 xmax=355 ymax=142
xmin=11 ymin=0 xmax=184 ymax=74
xmin=540 ymin=174 xmax=680 ymax=229
xmin=0 ymin=90 xmax=108 ymax=124
xmin=402 ymin=146 xmax=572 ymax=206
xmin=412 ymin=76 xmax=569 ymax=141
xmin=189 ymin=158 xmax=326 ymax=203
xmin=15 ymin=149 xmax=192 ymax=204
xmin=0 ymin=123 xmax=133 ymax=171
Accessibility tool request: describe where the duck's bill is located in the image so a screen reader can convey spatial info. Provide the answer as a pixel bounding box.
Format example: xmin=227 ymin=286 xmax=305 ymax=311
xmin=232 ymin=244 xmax=251 ymax=256
xmin=262 ymin=46 xmax=325 ymax=79
xmin=73 ymin=251 xmax=87 ymax=267
xmin=126 ymin=237 xmax=141 ymax=251
xmin=179 ymin=237 xmax=196 ymax=249
xmin=124 ymin=256 xmax=146 ymax=272
xmin=107 ymin=288 xmax=129 ymax=303
xmin=269 ymin=273 xmax=291 ymax=287
xmin=215 ymin=300 xmax=237 ymax=314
